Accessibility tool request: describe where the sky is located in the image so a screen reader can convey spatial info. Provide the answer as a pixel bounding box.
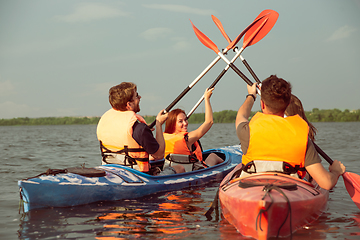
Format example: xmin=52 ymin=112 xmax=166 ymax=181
xmin=0 ymin=0 xmax=359 ymax=119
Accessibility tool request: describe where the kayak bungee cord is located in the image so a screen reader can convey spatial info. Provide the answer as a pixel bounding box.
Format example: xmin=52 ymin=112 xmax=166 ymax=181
xmin=256 ymin=184 xmax=293 ymax=240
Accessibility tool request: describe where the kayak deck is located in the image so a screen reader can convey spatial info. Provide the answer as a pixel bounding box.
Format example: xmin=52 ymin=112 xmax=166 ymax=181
xmin=219 ymin=170 xmax=329 ymax=239
xmin=19 ymin=145 xmax=243 ymax=212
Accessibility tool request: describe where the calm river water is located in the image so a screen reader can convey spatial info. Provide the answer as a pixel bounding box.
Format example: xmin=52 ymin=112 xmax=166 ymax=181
xmin=1 ymin=122 xmax=360 ymax=239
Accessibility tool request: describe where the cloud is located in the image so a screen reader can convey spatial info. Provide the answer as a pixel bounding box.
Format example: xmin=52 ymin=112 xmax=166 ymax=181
xmin=140 ymin=28 xmax=173 ymax=41
xmin=0 ymin=80 xmax=16 ymax=97
xmin=143 ymin=4 xmax=216 ymax=16
xmin=171 ymin=37 xmax=191 ymax=51
xmin=54 ymin=3 xmax=130 ymax=23
xmin=327 ymin=25 xmax=357 ymax=41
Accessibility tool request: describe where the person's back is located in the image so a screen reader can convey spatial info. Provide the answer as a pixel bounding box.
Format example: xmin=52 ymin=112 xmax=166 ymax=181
xmin=235 ymin=75 xmax=345 ymax=189
xmin=237 ymin=75 xmax=309 ymax=178
xmin=97 ymin=109 xmax=145 ymax=151
xmin=97 ymin=82 xmax=151 ymax=172
xmin=97 ymin=82 xmax=184 ymax=175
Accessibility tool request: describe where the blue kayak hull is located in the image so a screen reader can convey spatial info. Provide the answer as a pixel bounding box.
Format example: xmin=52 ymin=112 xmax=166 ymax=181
xmin=18 ymin=145 xmax=243 ymax=212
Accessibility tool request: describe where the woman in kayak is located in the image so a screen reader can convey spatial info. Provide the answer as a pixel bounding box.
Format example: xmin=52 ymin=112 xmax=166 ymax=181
xmin=285 ymin=94 xmax=317 ymax=141
xmin=285 ymin=94 xmax=319 ymax=181
xmin=236 ymin=76 xmax=345 ymax=190
xmin=163 ymin=88 xmax=224 ymax=170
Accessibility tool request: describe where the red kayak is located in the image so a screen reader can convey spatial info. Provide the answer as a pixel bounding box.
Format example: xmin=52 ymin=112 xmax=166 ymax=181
xmin=219 ymin=165 xmax=329 ymax=239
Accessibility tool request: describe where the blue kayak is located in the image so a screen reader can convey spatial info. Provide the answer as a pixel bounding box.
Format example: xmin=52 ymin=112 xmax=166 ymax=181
xmin=18 ymin=145 xmax=243 ymax=212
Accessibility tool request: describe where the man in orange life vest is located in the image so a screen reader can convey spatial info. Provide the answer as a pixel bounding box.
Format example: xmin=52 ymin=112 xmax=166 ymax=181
xmin=235 ymin=75 xmax=345 ymax=190
xmin=97 ymin=82 xmax=184 ymax=175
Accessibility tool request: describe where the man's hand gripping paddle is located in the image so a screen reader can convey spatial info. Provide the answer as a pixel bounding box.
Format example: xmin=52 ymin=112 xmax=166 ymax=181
xmin=313 ymin=142 xmax=360 ymax=210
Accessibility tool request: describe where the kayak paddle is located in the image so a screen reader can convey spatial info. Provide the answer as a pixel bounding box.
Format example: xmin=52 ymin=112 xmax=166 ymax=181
xmin=313 ymin=142 xmax=360 ymax=209
xmin=212 ymin=10 xmax=279 ymax=84
xmin=187 ymin=10 xmax=278 ymax=118
xmin=148 ymin=12 xmax=268 ymax=129
xmin=190 ymin=20 xmax=257 ymax=87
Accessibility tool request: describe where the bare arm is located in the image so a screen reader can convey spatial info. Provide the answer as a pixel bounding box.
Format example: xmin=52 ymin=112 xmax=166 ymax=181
xmin=150 ymin=110 xmax=168 ymax=160
xmin=235 ymin=83 xmax=257 ymax=130
xmin=306 ymin=160 xmax=345 ymax=190
xmin=188 ymin=88 xmax=214 ymax=146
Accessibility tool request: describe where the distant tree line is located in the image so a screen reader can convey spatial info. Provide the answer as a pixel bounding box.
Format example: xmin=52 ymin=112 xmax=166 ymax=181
xmin=305 ymin=108 xmax=360 ymax=122
xmin=0 ymin=116 xmax=100 ymax=126
xmin=1 ymin=108 xmax=359 ymax=126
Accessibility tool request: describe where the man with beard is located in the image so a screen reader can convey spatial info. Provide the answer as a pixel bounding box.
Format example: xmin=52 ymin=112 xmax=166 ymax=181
xmin=97 ymin=82 xmax=184 ymax=175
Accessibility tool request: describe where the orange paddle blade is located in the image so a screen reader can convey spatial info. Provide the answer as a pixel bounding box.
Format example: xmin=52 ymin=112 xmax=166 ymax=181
xmin=343 ymin=172 xmax=360 ymax=209
xmin=227 ymin=14 xmax=267 ymax=50
xmin=211 ymin=15 xmax=231 ymax=43
xmin=244 ymin=9 xmax=279 ymax=46
xmin=213 ymin=10 xmax=277 ymax=50
xmin=242 ymin=18 xmax=268 ymax=49
xmin=190 ymin=20 xmax=219 ymax=54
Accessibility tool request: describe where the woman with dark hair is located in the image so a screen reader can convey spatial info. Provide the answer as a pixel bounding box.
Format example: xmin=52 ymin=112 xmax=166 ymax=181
xmin=285 ymin=94 xmax=317 ymax=141
xmin=163 ymin=88 xmax=223 ymax=170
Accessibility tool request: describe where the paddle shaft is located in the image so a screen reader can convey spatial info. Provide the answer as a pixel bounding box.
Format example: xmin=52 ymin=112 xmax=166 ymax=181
xmin=238 ymin=51 xmax=261 ymax=84
xmin=313 ymin=142 xmax=333 ymax=164
xmin=165 ymin=55 xmax=220 ymax=111
xmin=313 ymin=139 xmax=360 ymax=210
xmin=150 ymin=18 xmax=265 ymax=127
xmin=187 ymin=69 xmax=226 ymax=118
xmin=187 ymin=17 xmax=269 ymax=118
xmin=232 ymin=18 xmax=268 ymax=84
xmin=212 ymin=13 xmax=275 ymax=85
xmin=149 ymin=15 xmax=266 ymax=128
xmin=187 ymin=47 xmax=249 ymax=118
xmin=218 ymin=52 xmax=253 ymax=85
xmin=148 ymin=54 xmax=223 ymax=128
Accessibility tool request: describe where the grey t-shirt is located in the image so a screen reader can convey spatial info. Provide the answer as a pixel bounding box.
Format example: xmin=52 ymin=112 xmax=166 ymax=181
xmin=236 ymin=122 xmax=321 ymax=167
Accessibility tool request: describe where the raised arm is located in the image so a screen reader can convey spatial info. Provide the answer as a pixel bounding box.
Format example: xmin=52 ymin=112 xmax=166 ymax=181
xmin=150 ymin=110 xmax=168 ymax=160
xmin=235 ymin=83 xmax=258 ymax=130
xmin=187 ymin=88 xmax=214 ymax=145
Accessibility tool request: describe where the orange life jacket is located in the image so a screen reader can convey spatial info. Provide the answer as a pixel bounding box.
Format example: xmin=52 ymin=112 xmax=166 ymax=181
xmin=163 ymin=132 xmax=203 ymax=161
xmin=242 ymin=112 xmax=309 ymax=178
xmin=96 ymin=109 xmax=150 ymax=172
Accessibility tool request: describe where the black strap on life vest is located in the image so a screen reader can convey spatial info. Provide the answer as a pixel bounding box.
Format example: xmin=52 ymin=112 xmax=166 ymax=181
xmin=242 ymin=161 xmax=306 ymax=177
xmin=185 ymin=134 xmax=208 ymax=168
xmin=99 ymin=141 xmax=149 ymax=167
xmin=283 ymin=162 xmax=306 ymax=175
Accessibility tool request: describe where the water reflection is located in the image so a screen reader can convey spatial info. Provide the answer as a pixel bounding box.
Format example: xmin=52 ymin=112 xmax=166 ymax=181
xmin=94 ymin=191 xmax=206 ymax=239
xmin=12 ymin=123 xmax=360 ymax=239
xmin=18 ymin=189 xmax=214 ymax=239
xmin=18 ymin=186 xmax=360 ymax=240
